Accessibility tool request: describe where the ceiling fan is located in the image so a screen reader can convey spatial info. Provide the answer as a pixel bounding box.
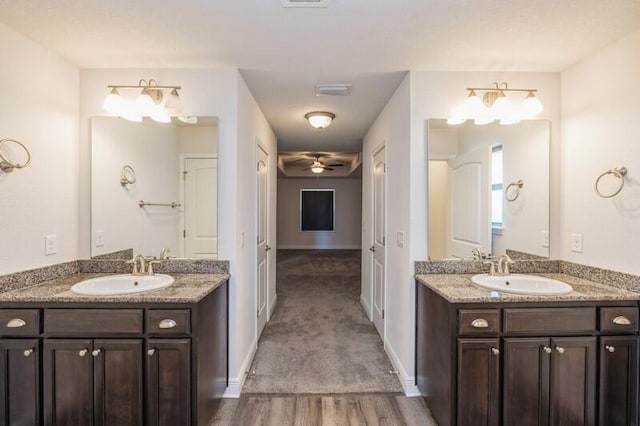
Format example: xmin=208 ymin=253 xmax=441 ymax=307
xmin=302 ymin=155 xmax=344 ymax=173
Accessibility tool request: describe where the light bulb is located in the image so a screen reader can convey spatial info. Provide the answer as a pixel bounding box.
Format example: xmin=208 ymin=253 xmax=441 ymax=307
xmin=150 ymin=107 xmax=171 ymax=123
xmin=474 ymin=109 xmax=495 ymax=125
xmin=521 ymin=91 xmax=543 ymax=116
xmin=119 ymin=99 xmax=143 ymax=122
xmin=491 ymin=91 xmax=512 ymax=118
xmin=165 ymin=88 xmax=183 ymax=115
xmin=463 ymin=90 xmax=483 ymax=116
xmin=103 ymin=88 xmax=123 ymax=113
xmin=136 ymin=89 xmax=156 ymax=116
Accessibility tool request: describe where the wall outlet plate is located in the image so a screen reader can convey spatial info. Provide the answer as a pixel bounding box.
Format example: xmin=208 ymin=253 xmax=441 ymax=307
xmin=541 ymin=231 xmax=549 ymax=248
xmin=95 ymin=230 xmax=105 ymax=247
xmin=397 ymin=231 xmax=404 ymax=248
xmin=571 ymin=233 xmax=584 ymax=253
xmin=45 ymin=234 xmax=57 ymax=255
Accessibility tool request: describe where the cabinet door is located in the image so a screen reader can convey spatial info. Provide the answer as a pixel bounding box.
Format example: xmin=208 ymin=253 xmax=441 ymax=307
xmin=549 ymin=337 xmax=596 ymax=426
xmin=43 ymin=339 xmax=94 ymax=425
xmin=0 ymin=339 xmax=40 ymax=426
xmin=146 ymin=339 xmax=191 ymax=426
xmin=599 ymin=336 xmax=638 ymax=426
xmin=503 ymin=338 xmax=551 ymax=426
xmin=93 ymin=339 xmax=143 ymax=426
xmin=457 ymin=339 xmax=500 ymax=426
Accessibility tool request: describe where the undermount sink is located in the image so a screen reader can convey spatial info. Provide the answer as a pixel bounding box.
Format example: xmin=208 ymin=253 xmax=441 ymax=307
xmin=71 ymin=274 xmax=174 ymax=296
xmin=471 ymin=274 xmax=573 ymax=296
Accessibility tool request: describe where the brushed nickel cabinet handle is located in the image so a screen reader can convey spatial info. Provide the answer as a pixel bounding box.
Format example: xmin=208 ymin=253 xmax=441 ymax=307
xmin=92 ymin=349 xmax=101 ymax=357
xmin=159 ymin=319 xmax=177 ymax=329
xmin=147 ymin=348 xmax=156 ymax=356
xmin=79 ymin=349 xmax=88 ymax=357
xmin=6 ymin=318 xmax=26 ymax=328
xmin=613 ymin=316 xmax=631 ymax=325
xmin=471 ymin=319 xmax=489 ymax=328
xmin=605 ymin=345 xmax=616 ymax=353
xmin=491 ymin=348 xmax=500 ymax=356
xmin=23 ymin=348 xmax=34 ymax=357
xmin=543 ymin=346 xmax=552 ymax=354
xmin=555 ymin=346 xmax=565 ymax=354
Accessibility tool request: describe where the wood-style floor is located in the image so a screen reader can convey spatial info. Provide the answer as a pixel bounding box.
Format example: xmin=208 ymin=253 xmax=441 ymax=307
xmin=210 ymin=394 xmax=437 ymax=426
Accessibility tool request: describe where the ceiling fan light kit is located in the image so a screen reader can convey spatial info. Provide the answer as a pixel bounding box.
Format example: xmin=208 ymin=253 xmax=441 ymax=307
xmin=305 ymin=111 xmax=335 ymax=129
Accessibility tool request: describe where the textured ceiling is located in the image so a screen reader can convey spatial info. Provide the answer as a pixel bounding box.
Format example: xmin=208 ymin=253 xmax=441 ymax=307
xmin=1 ymin=0 xmax=638 ymax=150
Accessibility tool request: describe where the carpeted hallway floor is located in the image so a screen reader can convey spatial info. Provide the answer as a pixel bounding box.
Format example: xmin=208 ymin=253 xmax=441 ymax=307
xmin=242 ymin=249 xmax=404 ymax=394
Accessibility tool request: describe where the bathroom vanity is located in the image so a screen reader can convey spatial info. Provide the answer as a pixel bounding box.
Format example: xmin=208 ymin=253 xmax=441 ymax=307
xmin=0 ymin=273 xmax=228 ymax=426
xmin=416 ymin=273 xmax=640 ymax=426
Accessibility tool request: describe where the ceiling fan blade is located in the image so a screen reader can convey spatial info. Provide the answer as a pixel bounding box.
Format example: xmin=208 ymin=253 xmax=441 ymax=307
xmin=327 ymin=163 xmax=344 ymax=167
xmin=324 ymin=167 xmax=334 ymax=171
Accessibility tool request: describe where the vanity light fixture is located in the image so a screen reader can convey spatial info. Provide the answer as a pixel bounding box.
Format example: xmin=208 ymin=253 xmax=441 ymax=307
xmin=102 ymin=79 xmax=183 ymax=123
xmin=305 ymin=111 xmax=335 ymax=130
xmin=447 ymin=82 xmax=543 ymax=126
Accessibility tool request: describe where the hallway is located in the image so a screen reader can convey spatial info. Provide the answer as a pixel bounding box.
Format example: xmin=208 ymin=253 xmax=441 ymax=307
xmin=211 ymin=249 xmax=436 ymax=425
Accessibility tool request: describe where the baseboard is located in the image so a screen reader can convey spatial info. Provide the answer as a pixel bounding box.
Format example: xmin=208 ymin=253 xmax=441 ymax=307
xmin=277 ymin=245 xmax=362 ymax=250
xmin=268 ymin=294 xmax=278 ymax=319
xmin=384 ymin=338 xmax=421 ymax=397
xmin=360 ymin=293 xmax=371 ymax=320
xmin=223 ymin=336 xmax=258 ymax=398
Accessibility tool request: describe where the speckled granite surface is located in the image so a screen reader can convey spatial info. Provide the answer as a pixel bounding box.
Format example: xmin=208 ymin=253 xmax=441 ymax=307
xmin=0 ymin=261 xmax=79 ymax=293
xmin=559 ymin=261 xmax=640 ymax=293
xmin=0 ymin=273 xmax=229 ymax=304
xmin=415 ymin=273 xmax=640 ymax=303
xmin=414 ymin=260 xmax=560 ymax=275
xmin=91 ymin=249 xmax=134 ymax=260
xmin=505 ymin=249 xmax=549 ymax=261
xmin=78 ymin=259 xmax=229 ymax=275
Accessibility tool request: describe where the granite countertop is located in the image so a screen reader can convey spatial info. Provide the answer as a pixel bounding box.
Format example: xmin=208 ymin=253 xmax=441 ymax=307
xmin=0 ymin=273 xmax=230 ymax=304
xmin=415 ymin=273 xmax=640 ymax=303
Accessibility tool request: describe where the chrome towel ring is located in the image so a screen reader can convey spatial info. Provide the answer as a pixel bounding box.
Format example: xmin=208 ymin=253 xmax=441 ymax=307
xmin=120 ymin=165 xmax=137 ymax=186
xmin=505 ymin=179 xmax=524 ymax=202
xmin=0 ymin=138 xmax=31 ymax=172
xmin=595 ymin=166 xmax=627 ymax=198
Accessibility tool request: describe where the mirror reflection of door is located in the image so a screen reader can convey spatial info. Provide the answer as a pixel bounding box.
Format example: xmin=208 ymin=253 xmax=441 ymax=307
xmin=183 ymin=157 xmax=217 ymax=258
xmin=256 ymin=143 xmax=269 ymax=337
xmin=371 ymin=145 xmax=386 ymax=337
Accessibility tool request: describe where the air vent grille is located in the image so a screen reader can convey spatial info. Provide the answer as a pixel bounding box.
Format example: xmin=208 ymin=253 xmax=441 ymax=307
xmin=315 ymin=84 xmax=352 ymax=96
xmin=281 ymin=0 xmax=328 ymax=8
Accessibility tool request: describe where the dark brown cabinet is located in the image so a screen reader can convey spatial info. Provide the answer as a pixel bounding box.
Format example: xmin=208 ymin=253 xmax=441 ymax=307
xmin=457 ymin=339 xmax=500 ymax=426
xmin=43 ymin=339 xmax=143 ymax=426
xmin=0 ymin=339 xmax=40 ymax=426
xmin=146 ymin=339 xmax=191 ymax=426
xmin=416 ymin=282 xmax=638 ymax=426
xmin=599 ymin=336 xmax=639 ymax=426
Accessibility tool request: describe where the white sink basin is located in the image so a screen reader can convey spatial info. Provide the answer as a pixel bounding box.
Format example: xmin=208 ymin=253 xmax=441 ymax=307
xmin=471 ymin=274 xmax=573 ymax=296
xmin=71 ymin=274 xmax=174 ymax=296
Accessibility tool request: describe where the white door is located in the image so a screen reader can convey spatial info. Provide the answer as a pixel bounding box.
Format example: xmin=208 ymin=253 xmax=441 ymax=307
xmin=184 ymin=158 xmax=217 ymax=258
xmin=371 ymin=146 xmax=386 ymax=337
xmin=447 ymin=147 xmax=491 ymax=259
xmin=256 ymin=144 xmax=270 ymax=336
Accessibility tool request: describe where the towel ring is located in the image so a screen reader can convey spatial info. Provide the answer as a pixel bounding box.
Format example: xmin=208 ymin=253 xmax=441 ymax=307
xmin=505 ymin=180 xmax=524 ymax=202
xmin=0 ymin=138 xmax=31 ymax=172
xmin=595 ymin=166 xmax=627 ymax=198
xmin=120 ymin=165 xmax=137 ymax=186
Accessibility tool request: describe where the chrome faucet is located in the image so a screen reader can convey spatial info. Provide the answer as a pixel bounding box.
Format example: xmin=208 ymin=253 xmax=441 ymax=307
xmin=497 ymin=254 xmax=514 ymax=276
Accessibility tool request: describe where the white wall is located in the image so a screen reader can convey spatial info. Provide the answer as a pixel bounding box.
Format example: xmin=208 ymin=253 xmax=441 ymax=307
xmin=235 ymin=74 xmax=278 ymax=394
xmin=277 ymin=178 xmax=362 ymax=249
xmin=561 ymin=29 xmax=640 ymax=274
xmin=427 ymin=161 xmax=448 ymax=260
xmin=0 ymin=23 xmax=79 ymax=275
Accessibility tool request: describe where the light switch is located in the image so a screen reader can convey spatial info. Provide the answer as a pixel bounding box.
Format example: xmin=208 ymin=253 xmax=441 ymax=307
xmin=571 ymin=234 xmax=583 ymax=253
xmin=45 ymin=234 xmax=57 ymax=255
xmin=95 ymin=230 xmax=105 ymax=247
xmin=397 ymin=231 xmax=404 ymax=248
xmin=541 ymin=231 xmax=549 ymax=248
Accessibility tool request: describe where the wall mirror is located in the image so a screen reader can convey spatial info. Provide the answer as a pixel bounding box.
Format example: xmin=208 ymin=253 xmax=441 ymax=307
xmin=427 ymin=118 xmax=550 ymax=261
xmin=91 ymin=116 xmax=218 ymax=259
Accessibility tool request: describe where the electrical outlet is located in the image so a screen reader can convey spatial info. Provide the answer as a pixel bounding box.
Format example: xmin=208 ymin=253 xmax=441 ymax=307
xmin=95 ymin=230 xmax=105 ymax=247
xmin=571 ymin=233 xmax=583 ymax=253
xmin=397 ymin=231 xmax=404 ymax=248
xmin=45 ymin=235 xmax=57 ymax=255
xmin=541 ymin=231 xmax=549 ymax=248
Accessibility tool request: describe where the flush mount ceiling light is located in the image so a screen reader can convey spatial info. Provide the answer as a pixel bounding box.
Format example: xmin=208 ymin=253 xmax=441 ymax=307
xmin=102 ymin=79 xmax=183 ymax=123
xmin=305 ymin=111 xmax=335 ymax=130
xmin=447 ymin=82 xmax=543 ymax=126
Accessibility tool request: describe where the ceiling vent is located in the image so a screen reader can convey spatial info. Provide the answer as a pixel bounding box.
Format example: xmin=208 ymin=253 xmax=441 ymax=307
xmin=315 ymin=84 xmax=352 ymax=96
xmin=281 ymin=0 xmax=328 ymax=8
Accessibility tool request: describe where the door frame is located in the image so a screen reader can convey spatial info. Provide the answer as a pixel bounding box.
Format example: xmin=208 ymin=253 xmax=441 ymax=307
xmin=179 ymin=153 xmax=218 ymax=258
xmin=370 ymin=142 xmax=387 ymax=341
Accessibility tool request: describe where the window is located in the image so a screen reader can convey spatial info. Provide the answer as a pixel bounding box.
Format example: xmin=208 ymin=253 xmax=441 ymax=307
xmin=491 ymin=145 xmax=503 ymax=228
xmin=300 ymin=189 xmax=335 ymax=231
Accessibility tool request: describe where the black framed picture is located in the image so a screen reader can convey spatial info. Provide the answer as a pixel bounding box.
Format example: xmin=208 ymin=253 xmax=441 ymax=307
xmin=300 ymin=189 xmax=335 ymax=231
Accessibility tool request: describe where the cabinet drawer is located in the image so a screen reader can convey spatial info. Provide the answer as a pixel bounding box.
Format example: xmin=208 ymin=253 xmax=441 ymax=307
xmin=44 ymin=309 xmax=143 ymax=336
xmin=504 ymin=307 xmax=596 ymax=334
xmin=458 ymin=309 xmax=500 ymax=335
xmin=146 ymin=310 xmax=191 ymax=335
xmin=600 ymin=307 xmax=638 ymax=333
xmin=0 ymin=309 xmax=40 ymax=336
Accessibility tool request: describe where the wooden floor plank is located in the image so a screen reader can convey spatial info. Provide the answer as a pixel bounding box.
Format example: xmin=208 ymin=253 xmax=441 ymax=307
xmin=344 ymin=396 xmax=368 ymax=426
xmin=293 ymin=396 xmax=322 ymax=426
xmin=267 ymin=397 xmax=296 ymax=426
xmin=209 ymin=399 xmax=238 ymax=426
xmin=394 ymin=396 xmax=437 ymax=426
